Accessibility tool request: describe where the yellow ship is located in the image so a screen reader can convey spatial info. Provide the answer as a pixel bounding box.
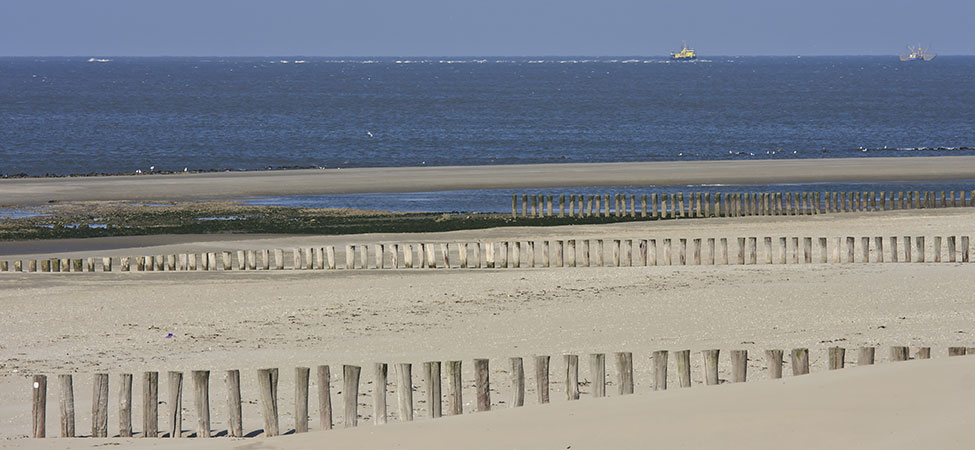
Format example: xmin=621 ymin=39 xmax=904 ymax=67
xmin=671 ymin=41 xmax=697 ymax=60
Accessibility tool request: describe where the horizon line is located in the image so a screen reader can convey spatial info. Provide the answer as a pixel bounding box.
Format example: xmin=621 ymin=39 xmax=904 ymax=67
xmin=2 ymin=54 xmax=974 ymax=58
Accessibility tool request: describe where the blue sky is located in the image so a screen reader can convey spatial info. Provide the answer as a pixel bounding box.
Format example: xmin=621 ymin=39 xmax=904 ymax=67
xmin=1 ymin=0 xmax=971 ymax=56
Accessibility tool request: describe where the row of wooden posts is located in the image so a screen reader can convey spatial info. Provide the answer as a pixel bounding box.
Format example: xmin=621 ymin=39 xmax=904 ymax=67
xmin=4 ymin=234 xmax=974 ymax=274
xmin=510 ymin=189 xmax=975 ymax=219
xmin=29 ymin=346 xmax=975 ymax=439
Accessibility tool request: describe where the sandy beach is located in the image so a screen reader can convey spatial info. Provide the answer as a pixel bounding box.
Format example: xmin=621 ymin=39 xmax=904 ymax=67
xmin=3 ymin=156 xmax=975 ymax=207
xmin=2 ymin=207 xmax=974 ymax=448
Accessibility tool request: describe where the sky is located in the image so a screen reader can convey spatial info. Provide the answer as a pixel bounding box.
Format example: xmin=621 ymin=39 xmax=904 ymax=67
xmin=0 ymin=0 xmax=972 ymax=56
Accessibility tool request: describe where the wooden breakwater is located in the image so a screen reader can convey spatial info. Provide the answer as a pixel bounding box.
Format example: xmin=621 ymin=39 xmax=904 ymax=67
xmin=2 ymin=234 xmax=972 ymax=273
xmin=509 ymin=189 xmax=975 ymax=218
xmin=27 ymin=345 xmax=975 ymax=439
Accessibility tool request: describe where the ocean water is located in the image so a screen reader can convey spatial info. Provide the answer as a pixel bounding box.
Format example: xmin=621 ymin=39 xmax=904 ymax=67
xmin=1 ymin=56 xmax=974 ymax=176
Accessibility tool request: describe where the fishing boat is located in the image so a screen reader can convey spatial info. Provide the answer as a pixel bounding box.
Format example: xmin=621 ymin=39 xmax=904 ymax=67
xmin=671 ymin=41 xmax=697 ymax=60
xmin=899 ymin=44 xmax=936 ymax=62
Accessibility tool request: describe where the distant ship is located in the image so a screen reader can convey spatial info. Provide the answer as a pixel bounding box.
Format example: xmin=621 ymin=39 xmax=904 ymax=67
xmin=671 ymin=41 xmax=697 ymax=60
xmin=899 ymin=44 xmax=936 ymax=62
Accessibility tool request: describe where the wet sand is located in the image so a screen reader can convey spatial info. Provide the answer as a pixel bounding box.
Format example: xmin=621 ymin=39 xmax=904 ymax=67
xmin=3 ymin=156 xmax=975 ymax=207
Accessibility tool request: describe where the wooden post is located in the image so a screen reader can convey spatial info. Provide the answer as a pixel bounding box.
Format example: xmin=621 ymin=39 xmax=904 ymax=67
xmin=916 ymin=236 xmax=925 ymax=262
xmin=535 ymin=355 xmax=550 ymax=403
xmin=256 ymin=368 xmax=279 ymax=436
xmin=615 ymin=352 xmax=634 ymax=395
xmin=948 ymin=236 xmax=957 ymax=262
xmin=119 ymin=373 xmax=133 ymax=437
xmin=702 ymin=350 xmax=719 ymax=385
xmin=373 ymin=363 xmax=387 ymax=425
xmin=802 ymin=237 xmax=812 ymax=263
xmin=748 ymin=237 xmax=758 ymax=264
xmin=890 ymin=346 xmax=910 ymax=361
xmin=262 ymin=249 xmax=271 ymax=270
xmin=663 ymin=238 xmax=672 ymax=265
xmin=641 ymin=194 xmax=648 ymax=217
xmin=142 ymin=372 xmax=158 ymax=438
xmin=675 ymin=350 xmax=691 ymax=387
xmin=589 ymin=354 xmax=606 ymax=397
xmin=858 ymin=347 xmax=876 ymax=365
xmin=648 ymin=239 xmax=658 ymax=266
xmin=707 ymin=238 xmax=715 ymax=265
xmin=316 ymin=366 xmax=332 ymax=430
xmin=730 ymin=350 xmax=747 ymax=382
xmin=791 ymin=349 xmax=809 ymax=375
xmin=765 ymin=350 xmax=783 ymax=379
xmin=343 ymin=365 xmax=360 ymax=427
xmin=948 ymin=347 xmax=967 ymax=356
xmin=720 ymin=238 xmax=729 ymax=264
xmin=192 ymin=370 xmax=210 ymax=438
xmin=915 ymin=347 xmax=931 ymax=359
xmin=737 ymin=237 xmax=745 ymax=264
xmin=92 ymin=373 xmax=109 ymax=438
xmin=904 ymin=236 xmax=913 ymax=262
xmin=32 ymin=375 xmax=47 ymax=438
xmin=510 ymin=357 xmax=525 ymax=407
xmin=560 ymin=355 xmax=579 ymax=401
xmin=829 ymin=347 xmax=845 ymax=369
xmin=962 ymin=236 xmax=970 ymax=263
xmin=512 ymin=194 xmax=517 ymax=218
xmin=58 ymin=374 xmax=74 ymax=437
xmin=652 ymin=350 xmax=668 ymax=391
xmin=295 ymin=367 xmax=310 ymax=432
xmin=226 ymin=370 xmax=242 ymax=437
xmin=423 ymin=362 xmax=442 ymax=417
xmin=693 ymin=238 xmax=702 ymax=265
xmin=764 ymin=237 xmax=773 ymax=264
xmin=474 ymin=359 xmax=490 ymax=411
xmin=396 ymin=363 xmax=414 ymax=420
xmin=567 ymin=239 xmax=576 ymax=267
xmin=678 ymin=238 xmax=686 ymax=265
xmin=818 ymin=238 xmax=828 ymax=263
xmin=446 ymin=361 xmax=463 ymax=415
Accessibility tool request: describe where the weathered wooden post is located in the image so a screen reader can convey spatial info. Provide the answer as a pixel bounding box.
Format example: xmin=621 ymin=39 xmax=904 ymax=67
xmin=962 ymin=236 xmax=970 ymax=263
xmin=663 ymin=238 xmax=672 ymax=265
xmin=890 ymin=346 xmax=910 ymax=362
xmin=829 ymin=347 xmax=845 ymax=369
xmin=707 ymin=238 xmax=715 ymax=265
xmin=535 ymin=355 xmax=550 ymax=404
xmin=748 ymin=237 xmax=757 ymax=264
xmin=720 ymin=238 xmax=729 ymax=264
xmin=295 ymin=367 xmax=310 ymax=432
xmin=791 ymin=349 xmax=809 ymax=375
xmin=192 ymin=370 xmax=210 ymax=438
xmin=92 ymin=373 xmax=109 ymax=437
xmin=679 ymin=238 xmax=687 ymax=265
xmin=119 ymin=373 xmax=133 ymax=437
xmin=693 ymin=238 xmax=702 ymax=265
xmin=916 ymin=236 xmax=925 ymax=262
xmin=562 ymin=355 xmax=580 ymax=401
xmin=396 ymin=363 xmax=414 ymax=420
xmin=589 ymin=354 xmax=606 ymax=397
xmin=373 ymin=363 xmax=388 ymax=425
xmin=736 ymin=237 xmax=745 ymax=264
xmin=675 ymin=349 xmax=691 ymax=387
xmin=512 ymin=194 xmax=517 ymax=218
xmin=948 ymin=347 xmax=967 ymax=356
xmin=424 ymin=362 xmax=442 ymax=418
xmin=510 ymin=357 xmax=525 ymax=407
xmin=440 ymin=243 xmax=450 ymax=268
xmin=257 ymin=368 xmax=279 ymax=436
xmin=765 ymin=350 xmax=783 ymax=379
xmin=858 ymin=347 xmax=875 ymax=365
xmin=731 ymin=350 xmax=747 ymax=382
xmin=226 ymin=369 xmax=242 ymax=437
xmin=778 ymin=237 xmax=787 ymax=264
xmin=803 ymin=237 xmax=812 ymax=263
xmin=846 ymin=236 xmax=856 ymax=263
xmin=653 ymin=350 xmax=668 ymax=391
xmin=343 ymin=365 xmax=361 ymax=427
xmin=641 ymin=194 xmax=648 ymax=217
xmin=815 ymin=237 xmax=826 ymax=263
xmin=446 ymin=361 xmax=463 ymax=415
xmin=58 ymin=374 xmax=75 ymax=438
xmin=948 ymin=236 xmax=957 ymax=262
xmin=32 ymin=375 xmax=47 ymax=438
xmin=567 ymin=240 xmax=576 ymax=267
xmin=648 ymin=239 xmax=658 ymax=266
xmin=703 ymin=350 xmax=719 ymax=385
xmin=615 ymin=352 xmax=634 ymax=395
xmin=764 ymin=237 xmax=773 ymax=264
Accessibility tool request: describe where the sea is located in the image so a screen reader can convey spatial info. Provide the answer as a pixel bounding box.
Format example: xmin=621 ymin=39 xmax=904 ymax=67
xmin=2 ymin=56 xmax=974 ymax=212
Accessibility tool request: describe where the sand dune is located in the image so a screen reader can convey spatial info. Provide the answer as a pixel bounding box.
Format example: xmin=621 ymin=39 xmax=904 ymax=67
xmin=3 ymin=156 xmax=975 ymax=207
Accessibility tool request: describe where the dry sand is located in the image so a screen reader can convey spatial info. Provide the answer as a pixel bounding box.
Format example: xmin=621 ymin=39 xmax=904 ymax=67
xmin=2 ymin=209 xmax=975 ymax=448
xmin=3 ymin=156 xmax=975 ymax=207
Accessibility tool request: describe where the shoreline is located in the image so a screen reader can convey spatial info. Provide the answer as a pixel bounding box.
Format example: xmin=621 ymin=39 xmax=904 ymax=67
xmin=3 ymin=156 xmax=975 ymax=208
